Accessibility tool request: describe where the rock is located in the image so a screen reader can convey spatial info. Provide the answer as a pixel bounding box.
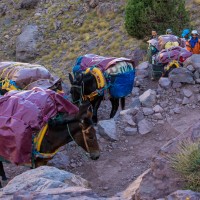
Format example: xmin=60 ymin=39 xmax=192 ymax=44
xmin=169 ymin=68 xmax=194 ymax=84
xmin=134 ymin=122 xmax=200 ymax=200
xmin=0 ymin=166 xmax=103 ymax=200
xmin=186 ymin=65 xmax=195 ymax=72
xmin=172 ymin=82 xmax=182 ymax=89
xmin=143 ymin=107 xmax=154 ymax=116
xmin=54 ymin=20 xmax=62 ymax=30
xmin=138 ymin=119 xmax=153 ymax=135
xmin=182 ymin=97 xmax=190 ymax=105
xmin=131 ymin=48 xmax=146 ymax=66
xmin=159 ymin=77 xmax=171 ymax=89
xmin=173 ymin=107 xmax=181 ymax=114
xmin=18 ymin=0 xmax=39 ymax=9
xmin=153 ymin=113 xmax=163 ymax=120
xmin=89 ymin=0 xmax=99 ymax=8
xmin=159 ymin=190 xmax=200 ymax=200
xmin=134 ymin=110 xmax=145 ymax=123
xmin=197 ymin=94 xmax=200 ymax=102
xmin=194 ymin=70 xmax=200 ymax=79
xmin=72 ymin=18 xmax=84 ymax=27
xmin=0 ymin=4 xmax=7 ymax=17
xmin=182 ymin=89 xmax=193 ymax=98
xmin=132 ymin=87 xmax=140 ymax=96
xmin=139 ymin=89 xmax=157 ymax=107
xmin=97 ymin=119 xmax=118 ymax=141
xmin=129 ymin=97 xmax=141 ymax=108
xmin=175 ymin=98 xmax=182 ymax=104
xmin=153 ymin=105 xmax=164 ymax=113
xmin=124 ymin=127 xmax=138 ymax=135
xmin=195 ymin=78 xmax=200 ymax=84
xmin=47 ymin=152 xmax=70 ymax=169
xmin=136 ymin=69 xmax=149 ymax=78
xmin=96 ymin=3 xmax=116 ymax=17
xmin=120 ymin=108 xmax=138 ymax=116
xmin=127 ymin=119 xmax=136 ymax=127
xmin=16 ymin=25 xmax=41 ymax=62
xmin=136 ymin=61 xmax=149 ymax=70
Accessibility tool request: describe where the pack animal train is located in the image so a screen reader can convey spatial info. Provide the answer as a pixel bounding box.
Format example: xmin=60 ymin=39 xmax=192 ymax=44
xmin=69 ymin=54 xmax=135 ymax=123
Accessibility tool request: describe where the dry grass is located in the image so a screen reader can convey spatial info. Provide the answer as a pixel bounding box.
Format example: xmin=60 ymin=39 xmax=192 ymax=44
xmin=170 ymin=140 xmax=200 ymax=192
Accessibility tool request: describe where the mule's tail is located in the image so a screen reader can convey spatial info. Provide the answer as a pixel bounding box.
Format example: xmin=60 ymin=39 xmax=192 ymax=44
xmin=120 ymin=97 xmax=125 ymax=110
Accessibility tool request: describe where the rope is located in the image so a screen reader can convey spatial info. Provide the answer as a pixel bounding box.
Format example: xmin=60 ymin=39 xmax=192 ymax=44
xmin=66 ymin=124 xmax=89 ymax=160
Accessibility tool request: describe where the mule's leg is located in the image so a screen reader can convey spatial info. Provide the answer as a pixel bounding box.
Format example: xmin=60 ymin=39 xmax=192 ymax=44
xmin=91 ymin=97 xmax=103 ymax=124
xmin=0 ymin=181 xmax=2 ymax=188
xmin=110 ymin=98 xmax=119 ymax=118
xmin=0 ymin=161 xmax=7 ymax=181
xmin=120 ymin=97 xmax=125 ymax=110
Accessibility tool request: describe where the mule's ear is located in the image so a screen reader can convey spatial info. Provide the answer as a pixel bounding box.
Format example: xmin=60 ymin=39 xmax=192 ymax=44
xmin=69 ymin=73 xmax=74 ymax=84
xmin=87 ymin=105 xmax=93 ymax=119
xmin=76 ymin=72 xmax=83 ymax=84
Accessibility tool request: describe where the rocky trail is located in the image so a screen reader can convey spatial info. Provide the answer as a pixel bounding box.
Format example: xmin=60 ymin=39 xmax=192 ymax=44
xmin=2 ymin=74 xmax=200 ymax=198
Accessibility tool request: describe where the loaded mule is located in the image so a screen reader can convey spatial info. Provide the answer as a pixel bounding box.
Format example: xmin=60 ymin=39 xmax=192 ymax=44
xmin=0 ymin=62 xmax=64 ymax=95
xmin=0 ymin=88 xmax=100 ymax=188
xmin=69 ymin=54 xmax=135 ymax=123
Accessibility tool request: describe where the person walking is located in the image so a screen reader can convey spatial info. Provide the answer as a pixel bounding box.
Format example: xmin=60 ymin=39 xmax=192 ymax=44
xmin=186 ymin=30 xmax=200 ymax=54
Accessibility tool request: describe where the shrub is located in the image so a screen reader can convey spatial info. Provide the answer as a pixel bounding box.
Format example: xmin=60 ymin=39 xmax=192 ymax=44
xmin=170 ymin=141 xmax=200 ymax=192
xmin=125 ymin=0 xmax=190 ymax=39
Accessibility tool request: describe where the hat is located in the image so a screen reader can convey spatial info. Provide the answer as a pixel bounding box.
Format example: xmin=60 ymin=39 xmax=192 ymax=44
xmin=166 ymin=29 xmax=172 ymax=34
xmin=181 ymin=29 xmax=190 ymax=37
xmin=191 ymin=30 xmax=199 ymax=35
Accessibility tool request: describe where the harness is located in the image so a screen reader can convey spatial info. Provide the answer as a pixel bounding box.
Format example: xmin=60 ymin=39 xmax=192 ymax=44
xmin=83 ymin=67 xmax=107 ymax=101
xmin=32 ymin=120 xmax=93 ymax=167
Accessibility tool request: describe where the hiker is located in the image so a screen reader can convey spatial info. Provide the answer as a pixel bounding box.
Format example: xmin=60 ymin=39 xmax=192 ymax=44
xmin=180 ymin=29 xmax=190 ymax=48
xmin=186 ymin=30 xmax=200 ymax=54
xmin=166 ymin=29 xmax=173 ymax=35
xmin=181 ymin=29 xmax=190 ymax=41
xmin=151 ymin=30 xmax=158 ymax=40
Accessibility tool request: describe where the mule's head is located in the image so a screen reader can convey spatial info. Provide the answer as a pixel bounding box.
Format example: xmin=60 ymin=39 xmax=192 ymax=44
xmin=74 ymin=101 xmax=100 ymax=160
xmin=69 ymin=73 xmax=83 ymax=105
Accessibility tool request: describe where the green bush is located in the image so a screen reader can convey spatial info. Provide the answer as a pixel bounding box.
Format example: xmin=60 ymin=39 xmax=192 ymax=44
xmin=125 ymin=0 xmax=190 ymax=39
xmin=170 ymin=141 xmax=200 ymax=192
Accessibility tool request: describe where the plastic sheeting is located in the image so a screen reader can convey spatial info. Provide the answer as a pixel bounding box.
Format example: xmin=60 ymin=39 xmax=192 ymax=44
xmin=72 ymin=54 xmax=134 ymax=74
xmin=0 ymin=62 xmax=60 ymax=90
xmin=155 ymin=46 xmax=192 ymax=64
xmin=0 ymin=88 xmax=78 ymax=165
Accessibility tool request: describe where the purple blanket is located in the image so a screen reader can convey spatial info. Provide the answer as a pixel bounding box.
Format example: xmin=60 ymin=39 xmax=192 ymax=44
xmin=0 ymin=88 xmax=78 ymax=165
xmin=78 ymin=54 xmax=134 ymax=72
xmin=155 ymin=46 xmax=192 ymax=64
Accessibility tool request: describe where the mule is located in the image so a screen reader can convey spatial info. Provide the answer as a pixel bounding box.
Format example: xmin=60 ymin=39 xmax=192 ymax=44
xmin=0 ymin=102 xmax=100 ymax=188
xmin=69 ymin=73 xmax=125 ymax=123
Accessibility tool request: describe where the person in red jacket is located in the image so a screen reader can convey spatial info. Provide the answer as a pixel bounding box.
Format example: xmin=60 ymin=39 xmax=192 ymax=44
xmin=186 ymin=30 xmax=200 ymax=54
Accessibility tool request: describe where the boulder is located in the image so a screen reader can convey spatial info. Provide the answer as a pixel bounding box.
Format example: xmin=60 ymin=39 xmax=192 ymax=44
xmin=134 ymin=122 xmax=200 ymax=199
xmin=16 ymin=25 xmax=41 ymax=62
xmin=138 ymin=119 xmax=153 ymax=135
xmin=139 ymin=89 xmax=157 ymax=107
xmin=97 ymin=119 xmax=118 ymax=141
xmin=169 ymin=68 xmax=194 ymax=84
xmin=0 ymin=166 xmax=105 ymax=200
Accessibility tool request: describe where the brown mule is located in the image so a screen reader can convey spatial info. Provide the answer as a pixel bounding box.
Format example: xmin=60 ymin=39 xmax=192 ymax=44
xmin=0 ymin=101 xmax=100 ymax=188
